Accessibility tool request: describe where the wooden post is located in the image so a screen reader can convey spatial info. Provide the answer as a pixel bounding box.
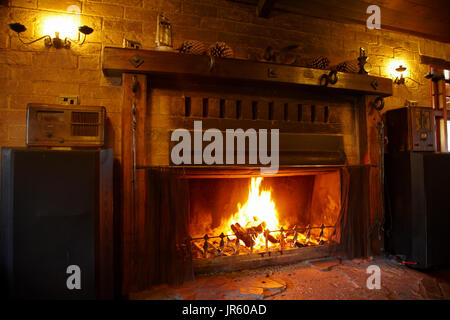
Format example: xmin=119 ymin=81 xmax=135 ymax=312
xmin=362 ymin=95 xmax=384 ymax=256
xmin=121 ymin=73 xmax=147 ymax=295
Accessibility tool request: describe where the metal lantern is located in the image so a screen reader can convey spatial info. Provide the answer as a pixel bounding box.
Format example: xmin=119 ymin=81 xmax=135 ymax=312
xmin=155 ymin=13 xmax=173 ymax=51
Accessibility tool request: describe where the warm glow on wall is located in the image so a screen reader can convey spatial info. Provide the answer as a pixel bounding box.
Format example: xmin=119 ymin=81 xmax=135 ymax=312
xmin=42 ymin=15 xmax=80 ymax=40
xmin=387 ymin=60 xmax=408 ymax=84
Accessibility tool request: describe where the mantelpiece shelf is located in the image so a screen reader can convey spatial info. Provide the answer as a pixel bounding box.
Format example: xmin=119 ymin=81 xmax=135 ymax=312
xmin=102 ymin=46 xmax=392 ymax=97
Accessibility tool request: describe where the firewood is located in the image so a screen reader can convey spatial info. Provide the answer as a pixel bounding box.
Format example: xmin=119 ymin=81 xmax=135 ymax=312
xmin=245 ymin=220 xmax=267 ymax=234
xmin=267 ymin=233 xmax=280 ymax=244
xmin=231 ymin=223 xmax=255 ymax=248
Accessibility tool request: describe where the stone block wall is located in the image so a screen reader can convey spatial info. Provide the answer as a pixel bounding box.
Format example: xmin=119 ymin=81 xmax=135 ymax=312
xmin=1 ymin=0 xmax=450 ymax=158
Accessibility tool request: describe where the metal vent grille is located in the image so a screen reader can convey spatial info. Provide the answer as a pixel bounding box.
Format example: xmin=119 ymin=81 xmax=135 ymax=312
xmin=71 ymin=112 xmax=100 ymax=137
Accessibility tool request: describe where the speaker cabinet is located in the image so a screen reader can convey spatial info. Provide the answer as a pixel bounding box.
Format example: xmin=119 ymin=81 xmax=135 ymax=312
xmin=385 ymin=107 xmax=436 ymax=153
xmin=0 ymin=148 xmax=114 ymax=299
xmin=385 ymin=152 xmax=450 ymax=269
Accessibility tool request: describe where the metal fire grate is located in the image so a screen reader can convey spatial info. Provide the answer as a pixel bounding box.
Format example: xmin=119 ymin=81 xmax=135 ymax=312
xmin=187 ymin=224 xmax=336 ymax=259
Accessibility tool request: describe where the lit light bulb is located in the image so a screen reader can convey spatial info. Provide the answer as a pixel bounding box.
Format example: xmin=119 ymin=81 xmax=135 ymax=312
xmin=42 ymin=15 xmax=79 ymax=40
xmin=387 ymin=60 xmax=408 ymax=80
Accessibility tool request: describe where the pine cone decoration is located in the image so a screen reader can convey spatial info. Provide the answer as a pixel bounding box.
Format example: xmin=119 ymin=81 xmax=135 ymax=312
xmin=178 ymin=40 xmax=206 ymax=55
xmin=207 ymin=42 xmax=233 ymax=58
xmin=335 ymin=60 xmax=359 ymax=73
xmin=306 ymin=56 xmax=330 ymax=69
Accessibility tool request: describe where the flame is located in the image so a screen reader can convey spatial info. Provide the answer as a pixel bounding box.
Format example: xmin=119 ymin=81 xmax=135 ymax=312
xmin=226 ymin=177 xmax=279 ymax=249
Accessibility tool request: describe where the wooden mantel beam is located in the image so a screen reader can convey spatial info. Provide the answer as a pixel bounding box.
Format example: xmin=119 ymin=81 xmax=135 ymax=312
xmin=257 ymin=0 xmax=276 ymax=18
xmin=102 ymin=47 xmax=393 ymax=97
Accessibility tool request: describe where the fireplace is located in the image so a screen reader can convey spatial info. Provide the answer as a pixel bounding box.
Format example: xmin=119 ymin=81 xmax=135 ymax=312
xmin=102 ymin=47 xmax=392 ymax=295
xmin=187 ymin=170 xmax=342 ymax=273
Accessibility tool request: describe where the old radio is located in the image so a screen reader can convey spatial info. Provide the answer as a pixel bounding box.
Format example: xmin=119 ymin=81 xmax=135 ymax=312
xmin=385 ymin=106 xmax=436 ymax=153
xmin=26 ymin=104 xmax=105 ymax=147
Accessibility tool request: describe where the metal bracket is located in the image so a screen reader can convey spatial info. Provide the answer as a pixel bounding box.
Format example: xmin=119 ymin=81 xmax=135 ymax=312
xmin=374 ymin=96 xmax=385 ymax=111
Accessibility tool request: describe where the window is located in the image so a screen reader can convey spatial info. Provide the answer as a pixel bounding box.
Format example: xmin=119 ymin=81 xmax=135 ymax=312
xmin=430 ymin=67 xmax=450 ymax=152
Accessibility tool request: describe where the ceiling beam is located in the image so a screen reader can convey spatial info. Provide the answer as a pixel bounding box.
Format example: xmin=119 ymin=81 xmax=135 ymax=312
xmin=256 ymin=0 xmax=277 ymax=18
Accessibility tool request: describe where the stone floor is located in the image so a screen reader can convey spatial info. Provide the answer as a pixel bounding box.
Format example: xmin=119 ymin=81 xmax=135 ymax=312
xmin=130 ymin=257 xmax=450 ymax=300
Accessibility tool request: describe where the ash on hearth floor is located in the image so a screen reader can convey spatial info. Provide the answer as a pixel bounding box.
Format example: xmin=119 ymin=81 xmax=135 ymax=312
xmin=129 ymin=258 xmax=450 ymax=300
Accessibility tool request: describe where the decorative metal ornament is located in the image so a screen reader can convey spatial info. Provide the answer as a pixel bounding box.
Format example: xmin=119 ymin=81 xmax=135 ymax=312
xmin=155 ymin=13 xmax=174 ymax=52
xmin=129 ymin=54 xmax=144 ymax=68
xmin=358 ymin=47 xmax=369 ymax=74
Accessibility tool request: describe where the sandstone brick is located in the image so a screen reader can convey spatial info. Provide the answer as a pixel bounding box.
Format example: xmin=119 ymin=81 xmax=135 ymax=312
xmin=72 ymin=42 xmax=102 ymax=56
xmin=102 ymin=30 xmax=123 ymax=46
xmin=0 ymin=79 xmax=33 ymax=96
xmin=103 ymin=0 xmax=142 ymax=7
xmin=0 ymin=125 xmax=8 ymax=142
xmin=0 ymin=50 xmax=33 ymax=65
xmin=143 ymin=0 xmax=181 ymax=13
xmin=37 ymin=0 xmax=82 ymax=12
xmin=79 ymin=55 xmax=100 ymax=70
xmin=174 ymin=26 xmax=218 ymax=43
xmin=124 ymin=7 xmax=157 ymax=21
xmin=367 ymin=45 xmax=394 ymax=57
xmin=355 ymin=31 xmax=378 ymax=45
xmin=216 ymin=5 xmax=254 ymax=23
xmin=32 ymin=80 xmax=79 ymax=96
xmin=393 ymin=47 xmax=418 ymax=61
xmin=0 ymin=110 xmax=27 ymax=125
xmin=78 ymin=70 xmax=101 ymax=85
xmin=0 ymin=92 xmax=8 ymax=109
xmin=84 ymin=3 xmax=123 ymax=18
xmin=182 ymin=1 xmax=216 ymax=18
xmin=103 ymin=19 xmax=142 ymax=33
xmin=32 ymin=51 xmax=78 ymax=69
xmin=9 ymin=0 xmax=37 ymax=9
xmin=166 ymin=12 xmax=200 ymax=28
xmin=80 ymin=84 xmax=122 ymax=101
xmin=381 ymin=36 xmax=418 ymax=52
xmin=8 ymin=125 xmax=26 ymax=140
xmin=0 ymin=33 xmax=9 ymax=49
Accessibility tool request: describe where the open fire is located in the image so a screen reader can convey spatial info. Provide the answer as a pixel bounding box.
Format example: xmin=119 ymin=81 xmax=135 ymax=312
xmin=189 ymin=177 xmax=336 ymax=259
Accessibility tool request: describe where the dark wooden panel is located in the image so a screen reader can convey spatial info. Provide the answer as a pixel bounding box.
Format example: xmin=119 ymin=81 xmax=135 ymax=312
xmin=231 ymin=0 xmax=450 ymax=43
xmin=257 ymin=0 xmax=277 ymax=17
xmin=420 ymin=55 xmax=450 ymax=69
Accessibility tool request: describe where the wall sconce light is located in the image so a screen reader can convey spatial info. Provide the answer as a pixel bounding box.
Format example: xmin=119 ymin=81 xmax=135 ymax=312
xmin=387 ymin=60 xmax=408 ymax=85
xmin=9 ymin=21 xmax=93 ymax=49
xmin=393 ymin=65 xmax=407 ymax=84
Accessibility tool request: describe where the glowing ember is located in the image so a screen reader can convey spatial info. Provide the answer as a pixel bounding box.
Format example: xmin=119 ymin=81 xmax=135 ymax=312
xmin=225 ymin=177 xmax=279 ymax=249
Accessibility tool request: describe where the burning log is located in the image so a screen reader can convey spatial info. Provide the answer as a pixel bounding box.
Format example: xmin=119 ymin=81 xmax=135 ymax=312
xmin=267 ymin=233 xmax=280 ymax=244
xmin=231 ymin=223 xmax=254 ymax=247
xmin=245 ymin=220 xmax=267 ymax=234
xmin=231 ymin=220 xmax=267 ymax=248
